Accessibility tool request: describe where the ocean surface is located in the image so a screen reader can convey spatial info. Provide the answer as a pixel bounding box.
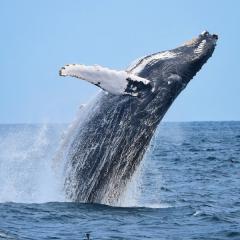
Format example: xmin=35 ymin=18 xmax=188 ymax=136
xmin=0 ymin=122 xmax=239 ymax=240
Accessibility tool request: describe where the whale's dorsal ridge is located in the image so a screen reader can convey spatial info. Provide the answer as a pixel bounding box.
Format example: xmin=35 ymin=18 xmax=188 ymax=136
xmin=59 ymin=64 xmax=152 ymax=97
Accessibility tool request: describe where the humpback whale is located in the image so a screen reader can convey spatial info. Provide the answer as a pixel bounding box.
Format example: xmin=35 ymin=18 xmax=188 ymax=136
xmin=59 ymin=31 xmax=218 ymax=204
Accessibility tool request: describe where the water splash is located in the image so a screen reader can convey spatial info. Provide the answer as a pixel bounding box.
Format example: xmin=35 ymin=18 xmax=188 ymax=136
xmin=0 ymin=124 xmax=65 ymax=203
xmin=0 ymin=120 xmax=171 ymax=208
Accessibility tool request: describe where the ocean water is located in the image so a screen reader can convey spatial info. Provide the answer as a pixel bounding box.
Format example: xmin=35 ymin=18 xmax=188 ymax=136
xmin=0 ymin=122 xmax=239 ymax=240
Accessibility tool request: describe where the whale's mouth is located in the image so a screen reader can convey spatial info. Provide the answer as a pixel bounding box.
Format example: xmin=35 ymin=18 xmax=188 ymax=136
xmin=182 ymin=31 xmax=218 ymax=60
xmin=183 ymin=31 xmax=218 ymax=47
xmin=189 ymin=31 xmax=218 ymax=60
xmin=173 ymin=31 xmax=218 ymax=84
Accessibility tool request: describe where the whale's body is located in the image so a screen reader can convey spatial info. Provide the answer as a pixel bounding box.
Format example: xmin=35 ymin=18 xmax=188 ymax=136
xmin=60 ymin=31 xmax=217 ymax=204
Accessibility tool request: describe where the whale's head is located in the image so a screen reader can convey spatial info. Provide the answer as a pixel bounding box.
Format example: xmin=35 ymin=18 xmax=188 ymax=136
xmin=173 ymin=31 xmax=218 ymax=84
xmin=129 ymin=31 xmax=218 ymax=94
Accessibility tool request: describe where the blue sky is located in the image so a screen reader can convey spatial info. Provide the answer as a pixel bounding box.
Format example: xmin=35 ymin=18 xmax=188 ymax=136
xmin=1 ymin=0 xmax=239 ymax=123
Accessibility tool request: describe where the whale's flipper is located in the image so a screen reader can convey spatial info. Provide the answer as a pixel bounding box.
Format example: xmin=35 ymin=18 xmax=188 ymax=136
xmin=59 ymin=64 xmax=152 ymax=96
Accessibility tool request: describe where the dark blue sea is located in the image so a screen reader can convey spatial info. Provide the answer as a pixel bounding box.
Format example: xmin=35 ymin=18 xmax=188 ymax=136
xmin=0 ymin=122 xmax=239 ymax=240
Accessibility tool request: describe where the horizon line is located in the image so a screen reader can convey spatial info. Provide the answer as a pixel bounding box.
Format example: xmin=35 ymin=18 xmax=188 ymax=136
xmin=0 ymin=120 xmax=240 ymax=125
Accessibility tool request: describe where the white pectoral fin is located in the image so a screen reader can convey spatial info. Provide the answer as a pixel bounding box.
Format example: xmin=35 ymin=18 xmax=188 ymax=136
xmin=59 ymin=64 xmax=152 ymax=96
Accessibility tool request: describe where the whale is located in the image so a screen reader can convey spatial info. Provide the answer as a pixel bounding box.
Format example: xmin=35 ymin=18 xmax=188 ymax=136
xmin=59 ymin=31 xmax=218 ymax=204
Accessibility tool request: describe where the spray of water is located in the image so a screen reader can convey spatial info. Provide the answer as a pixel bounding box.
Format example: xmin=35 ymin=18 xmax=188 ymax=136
xmin=0 ymin=93 xmax=103 ymax=204
xmin=0 ymin=124 xmax=65 ymax=203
